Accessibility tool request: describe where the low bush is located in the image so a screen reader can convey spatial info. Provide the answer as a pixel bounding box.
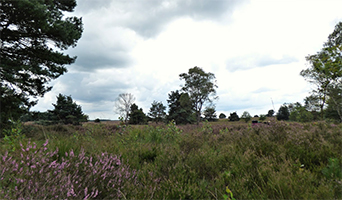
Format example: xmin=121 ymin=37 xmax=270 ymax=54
xmin=0 ymin=120 xmax=341 ymax=199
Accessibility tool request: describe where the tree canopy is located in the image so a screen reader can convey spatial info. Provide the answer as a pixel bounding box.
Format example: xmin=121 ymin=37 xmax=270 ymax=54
xmin=179 ymin=66 xmax=218 ymax=124
xmin=167 ymin=90 xmax=196 ymax=125
xmin=148 ymin=101 xmax=166 ymax=123
xmin=241 ymin=111 xmax=252 ymax=123
xmin=300 ymin=22 xmax=342 ymax=119
xmin=129 ymin=103 xmax=147 ymax=125
xmin=203 ymin=106 xmax=217 ymax=122
xmin=0 ymin=0 xmax=83 ymax=127
xmin=49 ymin=94 xmax=88 ymax=125
xmin=277 ymin=104 xmax=290 ymax=121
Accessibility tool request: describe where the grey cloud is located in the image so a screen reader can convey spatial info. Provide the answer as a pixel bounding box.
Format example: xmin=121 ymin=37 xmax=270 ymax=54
xmin=56 ymin=72 xmax=130 ymax=104
xmin=74 ymin=0 xmax=112 ymax=13
xmin=78 ymin=0 xmax=247 ymax=38
xmin=66 ymin=29 xmax=134 ymax=71
xmin=226 ymin=54 xmax=298 ymax=72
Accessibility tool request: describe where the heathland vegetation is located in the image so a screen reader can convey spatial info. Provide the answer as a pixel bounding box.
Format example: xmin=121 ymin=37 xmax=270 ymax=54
xmin=1 ymin=0 xmax=342 ymax=199
xmin=0 ymin=120 xmax=341 ymax=199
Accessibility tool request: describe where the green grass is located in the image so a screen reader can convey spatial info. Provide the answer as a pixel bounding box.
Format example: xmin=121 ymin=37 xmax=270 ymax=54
xmin=1 ymin=120 xmax=341 ymax=199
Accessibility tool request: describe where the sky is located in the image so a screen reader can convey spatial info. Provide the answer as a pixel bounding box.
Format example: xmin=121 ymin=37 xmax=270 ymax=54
xmin=32 ymin=0 xmax=342 ymax=120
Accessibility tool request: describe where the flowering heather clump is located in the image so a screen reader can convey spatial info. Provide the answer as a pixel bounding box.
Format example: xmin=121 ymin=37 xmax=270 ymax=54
xmin=0 ymin=139 xmax=137 ymax=199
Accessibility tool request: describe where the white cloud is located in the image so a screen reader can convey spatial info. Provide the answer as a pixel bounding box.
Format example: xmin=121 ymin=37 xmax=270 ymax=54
xmin=32 ymin=0 xmax=342 ymax=120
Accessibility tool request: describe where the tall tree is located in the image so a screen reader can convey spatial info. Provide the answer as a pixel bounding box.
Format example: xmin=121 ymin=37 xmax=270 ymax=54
xmin=49 ymin=94 xmax=88 ymax=125
xmin=128 ymin=103 xmax=147 ymax=125
xmin=167 ymin=90 xmax=195 ymax=125
xmin=114 ymin=93 xmax=135 ymax=124
xmin=325 ymin=83 xmax=342 ymax=122
xmin=179 ymin=66 xmax=218 ymax=124
xmin=300 ymin=22 xmax=342 ymax=119
xmin=0 ymin=0 xmax=83 ymax=127
xmin=148 ymin=101 xmax=166 ymax=124
xmin=277 ymin=104 xmax=290 ymax=121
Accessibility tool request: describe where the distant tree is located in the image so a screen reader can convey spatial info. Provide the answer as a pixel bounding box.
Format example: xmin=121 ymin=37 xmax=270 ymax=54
xmin=219 ymin=113 xmax=227 ymax=119
xmin=0 ymin=0 xmax=83 ymax=129
xmin=167 ymin=90 xmax=196 ymax=125
xmin=289 ymin=103 xmax=314 ymax=122
xmin=114 ymin=93 xmax=135 ymax=124
xmin=128 ymin=103 xmax=147 ymax=125
xmin=266 ymin=109 xmax=275 ymax=117
xmin=254 ymin=115 xmax=259 ymax=118
xmin=20 ymin=111 xmax=53 ymax=122
xmin=179 ymin=66 xmax=218 ymax=124
xmin=203 ymin=106 xmax=217 ymax=122
xmin=241 ymin=111 xmax=252 ymax=123
xmin=94 ymin=118 xmax=101 ymax=123
xmin=148 ymin=101 xmax=166 ymax=123
xmin=49 ymin=94 xmax=88 ymax=125
xmin=276 ymin=104 xmax=290 ymax=121
xmin=228 ymin=112 xmax=240 ymax=121
xmin=259 ymin=114 xmax=267 ymax=121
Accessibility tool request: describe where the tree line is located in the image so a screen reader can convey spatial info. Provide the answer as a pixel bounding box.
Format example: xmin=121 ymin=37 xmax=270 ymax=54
xmin=1 ymin=0 xmax=341 ymax=130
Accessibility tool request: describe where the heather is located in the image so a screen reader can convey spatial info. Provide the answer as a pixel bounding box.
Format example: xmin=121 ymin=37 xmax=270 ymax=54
xmin=1 ymin=120 xmax=341 ymax=199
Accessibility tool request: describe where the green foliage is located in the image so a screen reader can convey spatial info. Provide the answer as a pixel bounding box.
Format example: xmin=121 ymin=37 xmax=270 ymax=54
xmin=301 ymin=22 xmax=342 ymax=119
xmin=241 ymin=111 xmax=252 ymax=123
xmin=179 ymin=66 xmax=218 ymax=124
xmin=0 ymin=0 xmax=83 ymax=128
xmin=289 ymin=103 xmax=314 ymax=122
xmin=267 ymin=109 xmax=275 ymax=117
xmin=129 ymin=103 xmax=147 ymax=125
xmin=148 ymin=101 xmax=166 ymax=123
xmin=1 ymin=121 xmax=26 ymax=151
xmin=277 ymin=104 xmax=290 ymax=121
xmin=322 ymin=158 xmax=342 ymax=180
xmin=203 ymin=106 xmax=218 ymax=121
xmin=49 ymin=94 xmax=88 ymax=125
xmin=167 ymin=90 xmax=196 ymax=124
xmin=219 ymin=113 xmax=227 ymax=119
xmin=228 ymin=112 xmax=240 ymax=121
xmin=325 ymin=83 xmax=342 ymax=122
xmin=259 ymin=114 xmax=267 ymax=121
xmin=1 ymin=121 xmax=341 ymax=199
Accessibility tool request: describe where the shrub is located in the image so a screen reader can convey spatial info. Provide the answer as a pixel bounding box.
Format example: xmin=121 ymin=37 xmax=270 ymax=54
xmin=0 ymin=140 xmax=137 ymax=199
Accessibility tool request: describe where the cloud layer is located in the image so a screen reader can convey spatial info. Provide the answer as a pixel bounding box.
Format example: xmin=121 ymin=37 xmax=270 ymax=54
xmin=32 ymin=0 xmax=342 ymax=120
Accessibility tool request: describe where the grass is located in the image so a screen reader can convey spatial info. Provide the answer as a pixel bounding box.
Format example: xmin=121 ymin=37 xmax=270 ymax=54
xmin=1 ymin=119 xmax=341 ymax=199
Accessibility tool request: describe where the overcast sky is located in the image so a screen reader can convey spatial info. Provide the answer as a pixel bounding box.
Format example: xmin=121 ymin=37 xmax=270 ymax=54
xmin=32 ymin=0 xmax=342 ymax=120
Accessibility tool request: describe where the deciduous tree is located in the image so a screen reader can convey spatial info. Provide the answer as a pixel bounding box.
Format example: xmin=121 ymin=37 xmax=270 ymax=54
xmin=114 ymin=93 xmax=135 ymax=124
xmin=179 ymin=66 xmax=218 ymax=124
xmin=203 ymin=106 xmax=217 ymax=122
xmin=241 ymin=111 xmax=252 ymax=123
xmin=301 ymin=22 xmax=342 ymax=119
